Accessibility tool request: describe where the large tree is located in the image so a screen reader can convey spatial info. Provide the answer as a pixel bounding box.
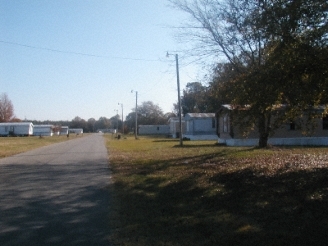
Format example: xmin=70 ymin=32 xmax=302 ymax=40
xmin=70 ymin=116 xmax=87 ymax=131
xmin=170 ymin=0 xmax=328 ymax=147
xmin=126 ymin=101 xmax=167 ymax=132
xmin=94 ymin=117 xmax=111 ymax=131
xmin=177 ymin=82 xmax=209 ymax=114
xmin=0 ymin=93 xmax=15 ymax=122
xmin=109 ymin=114 xmax=120 ymax=132
xmin=87 ymin=118 xmax=96 ymax=132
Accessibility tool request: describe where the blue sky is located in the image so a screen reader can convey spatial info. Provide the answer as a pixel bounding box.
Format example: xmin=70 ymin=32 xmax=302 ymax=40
xmin=0 ymin=0 xmax=202 ymax=121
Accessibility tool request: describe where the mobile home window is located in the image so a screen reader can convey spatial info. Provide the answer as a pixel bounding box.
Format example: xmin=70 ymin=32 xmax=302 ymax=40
xmin=223 ymin=115 xmax=228 ymax=133
xmin=289 ymin=122 xmax=296 ymax=130
xmin=323 ymin=116 xmax=328 ymax=130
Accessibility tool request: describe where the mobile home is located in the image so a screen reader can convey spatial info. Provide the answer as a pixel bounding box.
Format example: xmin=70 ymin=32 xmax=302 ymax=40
xmin=60 ymin=126 xmax=69 ymax=135
xmin=0 ymin=122 xmax=33 ymax=136
xmin=216 ymin=104 xmax=328 ymax=146
xmin=69 ymin=128 xmax=83 ymax=135
xmin=168 ymin=117 xmax=186 ymax=138
xmin=184 ymin=113 xmax=217 ymax=140
xmin=138 ymin=125 xmax=170 ymax=135
xmin=33 ymin=125 xmax=54 ymax=136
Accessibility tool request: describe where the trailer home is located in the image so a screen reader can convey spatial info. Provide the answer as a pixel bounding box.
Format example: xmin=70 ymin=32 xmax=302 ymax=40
xmin=60 ymin=126 xmax=69 ymax=135
xmin=168 ymin=117 xmax=186 ymax=138
xmin=216 ymin=104 xmax=328 ymax=146
xmin=69 ymin=128 xmax=83 ymax=135
xmin=184 ymin=113 xmax=217 ymax=140
xmin=0 ymin=122 xmax=33 ymax=136
xmin=33 ymin=125 xmax=54 ymax=136
xmin=138 ymin=125 xmax=170 ymax=135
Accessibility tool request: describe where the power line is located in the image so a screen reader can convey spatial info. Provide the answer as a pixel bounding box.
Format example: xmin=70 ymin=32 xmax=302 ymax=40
xmin=0 ymin=40 xmax=161 ymax=62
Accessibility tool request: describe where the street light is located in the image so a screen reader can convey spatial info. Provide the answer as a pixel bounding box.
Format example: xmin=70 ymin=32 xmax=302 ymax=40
xmin=166 ymin=51 xmax=183 ymax=146
xmin=118 ymin=103 xmax=124 ymax=135
xmin=131 ymin=90 xmax=138 ymax=139
xmin=114 ymin=109 xmax=118 ymax=137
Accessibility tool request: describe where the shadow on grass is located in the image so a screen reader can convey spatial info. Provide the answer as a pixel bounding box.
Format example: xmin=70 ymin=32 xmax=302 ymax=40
xmin=153 ymin=139 xmax=180 ymax=143
xmin=172 ymin=144 xmax=218 ymax=148
xmin=109 ymin=154 xmax=328 ymax=246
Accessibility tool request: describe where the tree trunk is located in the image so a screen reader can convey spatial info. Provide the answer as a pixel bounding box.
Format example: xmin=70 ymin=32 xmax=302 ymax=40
xmin=259 ymin=131 xmax=269 ymax=148
xmin=258 ymin=112 xmax=271 ymax=148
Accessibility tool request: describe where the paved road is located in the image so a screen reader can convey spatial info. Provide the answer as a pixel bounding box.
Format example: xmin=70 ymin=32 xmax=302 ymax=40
xmin=0 ymin=133 xmax=112 ymax=246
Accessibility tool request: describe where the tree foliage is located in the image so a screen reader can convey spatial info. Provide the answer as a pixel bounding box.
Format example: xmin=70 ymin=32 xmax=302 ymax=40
xmin=177 ymin=82 xmax=209 ymax=114
xmin=0 ymin=93 xmax=15 ymax=122
xmin=170 ymin=0 xmax=328 ymax=147
xmin=126 ymin=101 xmax=168 ymax=131
xmin=29 ymin=101 xmax=170 ymax=134
xmin=110 ymin=114 xmax=120 ymax=131
xmin=70 ymin=116 xmax=87 ymax=130
xmin=94 ymin=117 xmax=111 ymax=130
xmin=87 ymin=118 xmax=96 ymax=132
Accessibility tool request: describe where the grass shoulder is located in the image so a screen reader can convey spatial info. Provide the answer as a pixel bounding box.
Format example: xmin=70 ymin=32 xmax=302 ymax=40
xmin=106 ymin=135 xmax=328 ymax=245
xmin=0 ymin=134 xmax=89 ymax=158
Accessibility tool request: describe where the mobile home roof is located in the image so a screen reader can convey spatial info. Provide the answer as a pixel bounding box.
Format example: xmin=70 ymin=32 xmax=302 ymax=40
xmin=0 ymin=122 xmax=33 ymax=126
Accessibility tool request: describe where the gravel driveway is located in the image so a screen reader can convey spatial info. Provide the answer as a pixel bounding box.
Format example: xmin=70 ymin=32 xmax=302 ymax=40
xmin=0 ymin=133 xmax=112 ymax=245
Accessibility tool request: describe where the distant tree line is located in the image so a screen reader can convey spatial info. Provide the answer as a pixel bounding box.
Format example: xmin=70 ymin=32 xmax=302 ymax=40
xmin=0 ymin=93 xmax=175 ymax=134
xmin=32 ymin=101 xmax=175 ymax=134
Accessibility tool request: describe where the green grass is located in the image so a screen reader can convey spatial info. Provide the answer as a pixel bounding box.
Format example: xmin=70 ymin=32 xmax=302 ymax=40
xmin=0 ymin=135 xmax=83 ymax=158
xmin=106 ymin=135 xmax=328 ymax=246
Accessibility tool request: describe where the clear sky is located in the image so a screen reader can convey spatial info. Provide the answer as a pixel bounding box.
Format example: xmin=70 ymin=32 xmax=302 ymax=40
xmin=0 ymin=0 xmax=201 ymax=121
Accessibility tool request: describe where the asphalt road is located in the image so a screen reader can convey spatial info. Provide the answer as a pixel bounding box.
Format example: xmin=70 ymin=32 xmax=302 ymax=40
xmin=0 ymin=133 xmax=112 ymax=246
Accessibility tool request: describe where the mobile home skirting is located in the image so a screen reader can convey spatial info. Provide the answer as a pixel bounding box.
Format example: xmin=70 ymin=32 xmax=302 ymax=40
xmin=219 ymin=137 xmax=328 ymax=146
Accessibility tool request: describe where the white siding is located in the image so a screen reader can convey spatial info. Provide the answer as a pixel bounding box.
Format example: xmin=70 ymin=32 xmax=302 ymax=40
xmin=0 ymin=122 xmax=33 ymax=136
xmin=138 ymin=125 xmax=170 ymax=135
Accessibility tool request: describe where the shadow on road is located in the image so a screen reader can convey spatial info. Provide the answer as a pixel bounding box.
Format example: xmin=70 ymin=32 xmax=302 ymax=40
xmin=0 ymin=160 xmax=112 ymax=246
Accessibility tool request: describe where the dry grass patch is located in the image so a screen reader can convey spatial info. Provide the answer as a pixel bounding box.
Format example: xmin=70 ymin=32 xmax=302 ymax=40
xmin=106 ymin=136 xmax=328 ymax=246
xmin=0 ymin=135 xmax=81 ymax=158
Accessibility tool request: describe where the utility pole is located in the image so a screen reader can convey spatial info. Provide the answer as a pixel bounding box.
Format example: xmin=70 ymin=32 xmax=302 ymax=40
xmin=114 ymin=109 xmax=118 ymax=137
xmin=118 ymin=103 xmax=124 ymax=135
xmin=131 ymin=90 xmax=138 ymax=139
xmin=167 ymin=52 xmax=183 ymax=146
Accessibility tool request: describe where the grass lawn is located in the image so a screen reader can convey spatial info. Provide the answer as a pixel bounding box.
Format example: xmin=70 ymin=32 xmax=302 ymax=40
xmin=0 ymin=135 xmax=83 ymax=158
xmin=106 ymin=135 xmax=328 ymax=246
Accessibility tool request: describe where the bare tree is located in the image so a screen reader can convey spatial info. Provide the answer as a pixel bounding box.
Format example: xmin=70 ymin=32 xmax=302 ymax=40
xmin=0 ymin=93 xmax=15 ymax=122
xmin=169 ymin=0 xmax=262 ymax=65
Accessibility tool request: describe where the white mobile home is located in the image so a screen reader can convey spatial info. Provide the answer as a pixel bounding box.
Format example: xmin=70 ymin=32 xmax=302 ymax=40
xmin=0 ymin=122 xmax=33 ymax=136
xmin=69 ymin=128 xmax=83 ymax=135
xmin=168 ymin=117 xmax=186 ymax=138
xmin=60 ymin=126 xmax=69 ymax=135
xmin=138 ymin=125 xmax=170 ymax=135
xmin=33 ymin=125 xmax=54 ymax=136
xmin=184 ymin=113 xmax=217 ymax=140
